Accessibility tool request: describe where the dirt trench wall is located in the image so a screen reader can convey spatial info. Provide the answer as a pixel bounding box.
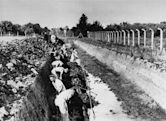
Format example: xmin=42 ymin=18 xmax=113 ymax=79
xmin=74 ymin=40 xmax=166 ymax=111
xmin=14 ymin=55 xmax=60 ymax=121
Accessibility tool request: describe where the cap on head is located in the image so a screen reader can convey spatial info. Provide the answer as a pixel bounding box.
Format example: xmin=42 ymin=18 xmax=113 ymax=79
xmin=49 ymin=75 xmax=56 ymax=81
xmin=51 ymin=35 xmax=56 ymax=43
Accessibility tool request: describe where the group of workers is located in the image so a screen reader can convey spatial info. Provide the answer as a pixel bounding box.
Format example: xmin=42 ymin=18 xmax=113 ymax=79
xmin=48 ymin=35 xmax=89 ymax=121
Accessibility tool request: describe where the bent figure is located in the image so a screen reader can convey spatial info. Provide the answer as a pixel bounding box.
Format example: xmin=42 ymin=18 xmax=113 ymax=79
xmin=55 ymin=88 xmax=75 ymax=121
xmin=49 ymin=75 xmax=66 ymax=93
xmin=70 ymin=49 xmax=81 ymax=65
xmin=51 ymin=67 xmax=68 ymax=80
xmin=52 ymin=60 xmax=63 ymax=68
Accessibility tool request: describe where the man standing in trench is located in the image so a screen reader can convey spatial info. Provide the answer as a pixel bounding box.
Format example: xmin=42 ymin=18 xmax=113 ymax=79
xmin=49 ymin=75 xmax=76 ymax=121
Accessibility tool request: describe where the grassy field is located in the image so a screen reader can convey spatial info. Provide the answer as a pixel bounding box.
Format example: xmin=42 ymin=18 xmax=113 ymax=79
xmin=0 ymin=37 xmax=50 ymax=120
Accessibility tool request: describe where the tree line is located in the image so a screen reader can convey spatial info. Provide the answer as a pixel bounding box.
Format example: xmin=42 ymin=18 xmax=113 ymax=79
xmin=2 ymin=14 xmax=166 ymax=38
xmin=71 ymin=14 xmax=166 ymax=37
xmin=0 ymin=21 xmax=50 ymax=36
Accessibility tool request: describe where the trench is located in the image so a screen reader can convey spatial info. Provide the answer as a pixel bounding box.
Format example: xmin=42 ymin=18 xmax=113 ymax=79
xmin=13 ymin=42 xmax=91 ymax=121
xmin=2 ymin=37 xmax=166 ymax=121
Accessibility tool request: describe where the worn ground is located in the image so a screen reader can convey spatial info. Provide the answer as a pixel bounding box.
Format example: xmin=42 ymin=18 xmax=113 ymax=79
xmin=76 ymin=46 xmax=166 ymax=121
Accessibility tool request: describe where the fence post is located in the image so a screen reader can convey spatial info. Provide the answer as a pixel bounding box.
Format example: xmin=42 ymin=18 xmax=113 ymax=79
xmin=112 ymin=31 xmax=114 ymax=43
xmin=126 ymin=30 xmax=130 ymax=46
xmin=141 ymin=29 xmax=146 ymax=47
xmin=111 ymin=31 xmax=113 ymax=42
xmin=113 ymin=31 xmax=114 ymax=43
xmin=109 ymin=32 xmax=111 ymax=42
xmin=99 ymin=31 xmax=101 ymax=40
xmin=109 ymin=31 xmax=111 ymax=42
xmin=107 ymin=32 xmax=110 ymax=42
xmin=130 ymin=29 xmax=135 ymax=46
xmin=116 ymin=31 xmax=119 ymax=44
xmin=113 ymin=31 xmax=116 ymax=43
xmin=99 ymin=32 xmax=101 ymax=40
xmin=99 ymin=32 xmax=100 ymax=40
xmin=102 ymin=31 xmax=104 ymax=41
xmin=157 ymin=28 xmax=163 ymax=52
xmin=102 ymin=32 xmax=104 ymax=41
xmin=110 ymin=31 xmax=111 ymax=41
xmin=119 ymin=31 xmax=122 ymax=44
xmin=149 ymin=28 xmax=154 ymax=50
xmin=110 ymin=31 xmax=113 ymax=42
xmin=105 ymin=32 xmax=107 ymax=41
xmin=136 ymin=29 xmax=140 ymax=46
xmin=122 ymin=30 xmax=126 ymax=45
xmin=96 ymin=32 xmax=98 ymax=40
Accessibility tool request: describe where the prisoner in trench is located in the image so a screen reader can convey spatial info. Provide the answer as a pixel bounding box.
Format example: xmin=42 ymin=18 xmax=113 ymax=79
xmin=49 ymin=73 xmax=77 ymax=121
xmin=49 ymin=75 xmax=66 ymax=93
xmin=48 ymin=41 xmax=89 ymax=121
xmin=55 ymin=87 xmax=76 ymax=121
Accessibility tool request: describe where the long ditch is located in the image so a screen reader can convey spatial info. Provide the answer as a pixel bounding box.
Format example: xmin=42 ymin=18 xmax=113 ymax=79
xmin=13 ymin=41 xmax=92 ymax=121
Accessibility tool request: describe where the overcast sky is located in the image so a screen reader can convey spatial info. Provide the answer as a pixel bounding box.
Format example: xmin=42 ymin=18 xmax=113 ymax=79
xmin=0 ymin=0 xmax=166 ymax=28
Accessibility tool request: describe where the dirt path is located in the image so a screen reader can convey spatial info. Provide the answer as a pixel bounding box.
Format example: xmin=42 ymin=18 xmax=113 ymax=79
xmin=76 ymin=47 xmax=166 ymax=121
xmin=87 ymin=73 xmax=137 ymax=121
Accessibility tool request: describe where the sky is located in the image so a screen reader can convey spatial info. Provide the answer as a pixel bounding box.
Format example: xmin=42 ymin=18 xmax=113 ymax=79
xmin=0 ymin=0 xmax=166 ymax=28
